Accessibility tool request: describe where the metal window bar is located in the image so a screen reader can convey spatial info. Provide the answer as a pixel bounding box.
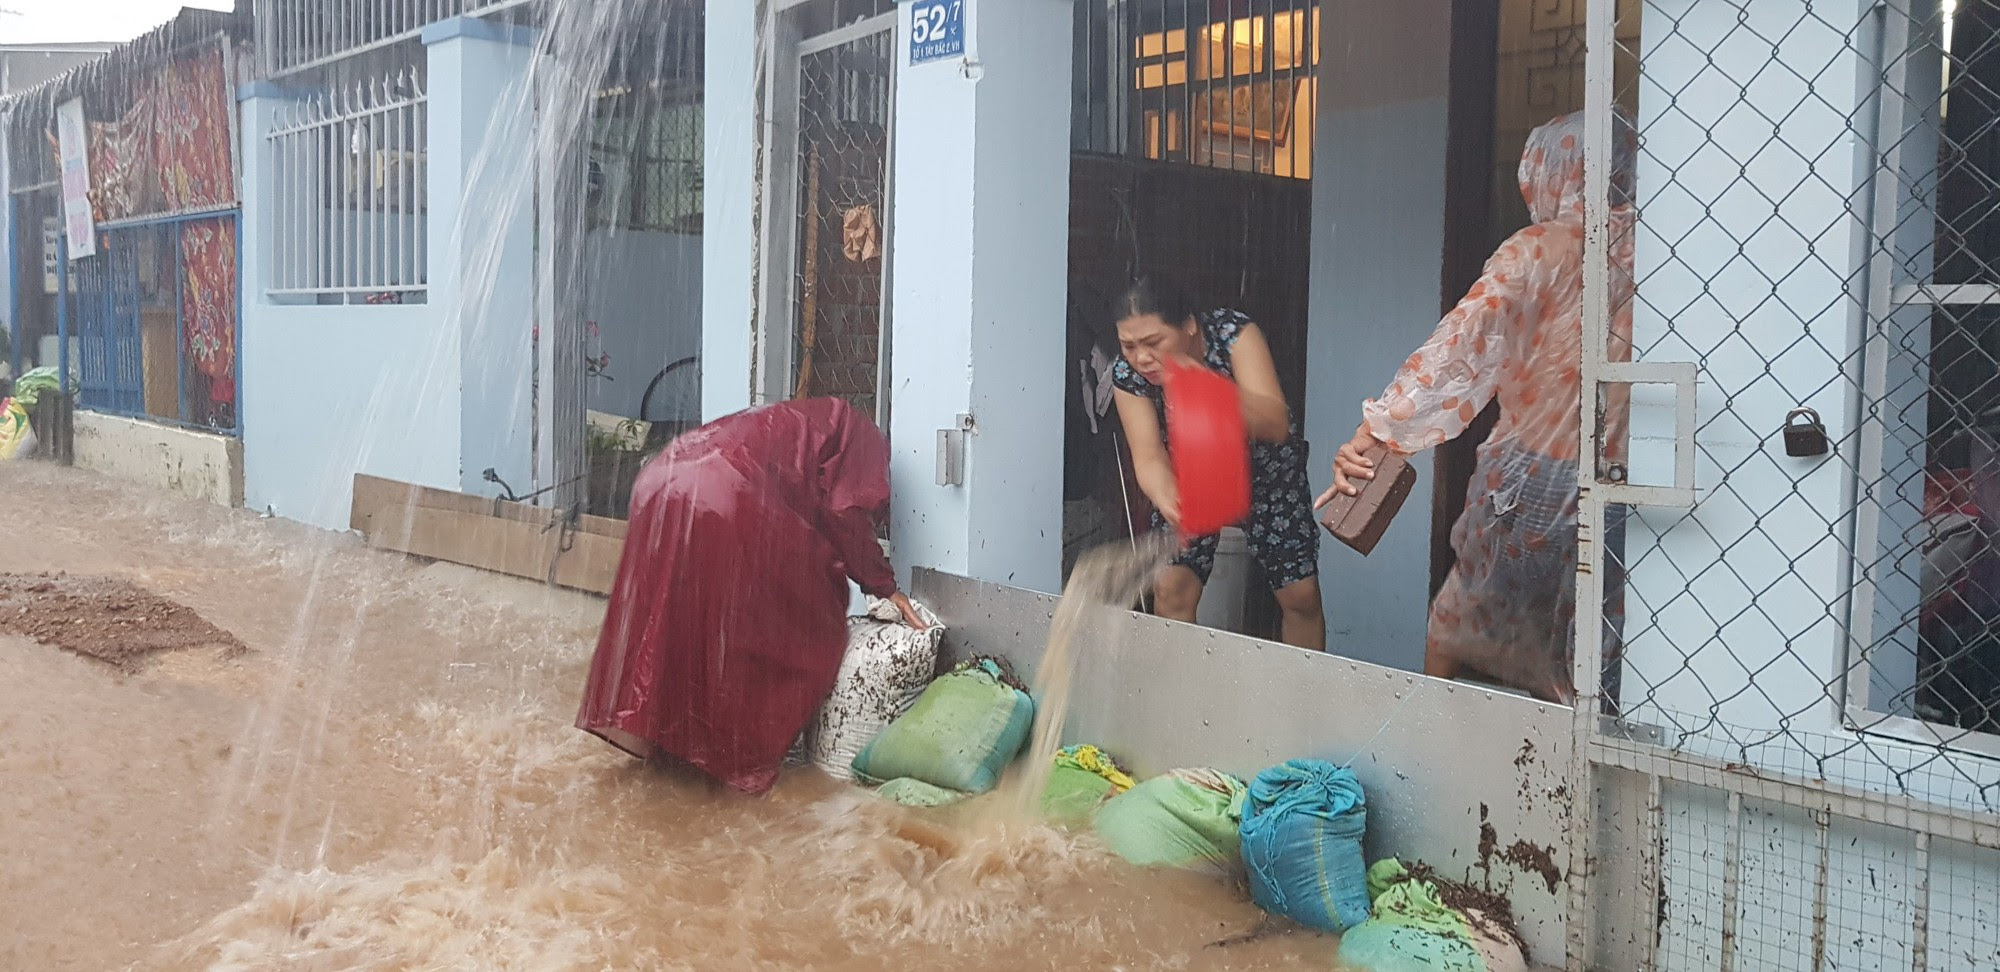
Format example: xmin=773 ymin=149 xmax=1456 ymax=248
xmin=267 ymin=69 xmax=428 ymax=299
xmin=1568 ymin=0 xmax=2000 ymax=970
xmin=1071 ymin=0 xmax=1316 ymax=180
xmin=253 ymin=0 xmax=536 ymax=80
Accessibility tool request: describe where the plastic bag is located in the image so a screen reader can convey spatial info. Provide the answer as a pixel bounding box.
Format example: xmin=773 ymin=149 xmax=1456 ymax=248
xmin=1239 ymin=759 xmax=1370 ymax=932
xmin=1336 ymin=860 xmax=1527 ymax=972
xmin=850 ymin=657 xmax=1034 ymax=795
xmin=11 ymin=367 xmax=64 ymax=412
xmin=0 ymin=398 xmax=31 ymax=460
xmin=1093 ymin=768 xmax=1247 ymax=874
xmin=805 ymin=596 xmax=943 ymax=781
xmin=1041 ymin=744 xmax=1135 ymax=825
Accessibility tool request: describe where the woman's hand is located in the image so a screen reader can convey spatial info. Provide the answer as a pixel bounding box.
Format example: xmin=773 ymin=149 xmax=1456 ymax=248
xmin=888 ymin=591 xmax=930 ymax=630
xmin=1315 ymin=425 xmax=1381 ymax=508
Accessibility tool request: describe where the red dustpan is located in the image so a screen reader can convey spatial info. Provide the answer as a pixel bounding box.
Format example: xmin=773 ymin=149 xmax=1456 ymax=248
xmin=1162 ymin=360 xmax=1251 ymax=537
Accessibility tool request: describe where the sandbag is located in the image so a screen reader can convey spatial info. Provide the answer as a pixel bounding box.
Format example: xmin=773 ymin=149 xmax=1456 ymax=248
xmin=1337 ymin=860 xmax=1527 ymax=972
xmin=873 ymin=777 xmax=966 ymax=808
xmin=805 ymin=596 xmax=943 ymax=781
xmin=1093 ymin=768 xmax=1246 ymax=874
xmin=850 ymin=657 xmax=1034 ymax=794
xmin=1239 ymin=759 xmax=1370 ymax=932
xmin=1040 ymin=744 xmax=1135 ymax=825
xmin=0 ymin=398 xmax=31 ymax=460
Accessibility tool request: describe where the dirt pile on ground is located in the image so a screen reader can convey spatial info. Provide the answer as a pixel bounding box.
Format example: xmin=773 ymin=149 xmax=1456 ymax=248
xmin=0 ymin=573 xmax=246 ymax=671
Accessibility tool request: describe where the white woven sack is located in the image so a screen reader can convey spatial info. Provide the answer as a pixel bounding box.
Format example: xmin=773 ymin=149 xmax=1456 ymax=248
xmin=806 ymin=596 xmax=943 ymax=781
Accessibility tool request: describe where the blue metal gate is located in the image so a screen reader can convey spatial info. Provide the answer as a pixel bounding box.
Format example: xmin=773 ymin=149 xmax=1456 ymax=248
xmin=71 ymin=231 xmax=146 ymax=416
xmin=62 ymin=213 xmax=241 ymax=434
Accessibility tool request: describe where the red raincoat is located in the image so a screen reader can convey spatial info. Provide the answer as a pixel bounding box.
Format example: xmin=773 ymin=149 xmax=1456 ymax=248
xmin=576 ymin=398 xmax=898 ymax=794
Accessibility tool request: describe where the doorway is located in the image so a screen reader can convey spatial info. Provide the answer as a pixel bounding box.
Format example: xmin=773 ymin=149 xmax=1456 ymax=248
xmin=1062 ymin=0 xmax=1319 ymax=641
xmin=533 ymin=0 xmax=707 ymax=520
xmin=752 ymin=0 xmax=899 ymax=430
xmin=1434 ymin=0 xmax=1641 ymax=593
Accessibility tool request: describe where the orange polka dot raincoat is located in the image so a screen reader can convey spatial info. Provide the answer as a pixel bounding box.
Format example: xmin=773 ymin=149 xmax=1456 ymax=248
xmin=1359 ymin=111 xmax=1635 ymax=700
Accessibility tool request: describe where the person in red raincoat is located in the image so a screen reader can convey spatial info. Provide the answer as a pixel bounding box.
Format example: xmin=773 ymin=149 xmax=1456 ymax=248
xmin=576 ymin=397 xmax=926 ymax=795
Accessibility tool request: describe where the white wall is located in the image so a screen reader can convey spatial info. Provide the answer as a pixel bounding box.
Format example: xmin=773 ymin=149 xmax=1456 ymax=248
xmin=887 ymin=0 xmax=1073 ymax=595
xmin=1304 ymin=0 xmax=1453 ymax=669
xmin=236 ymin=17 xmax=540 ymax=531
xmin=427 ymin=19 xmax=539 ymax=496
xmin=240 ymin=303 xmax=461 ymax=527
xmin=73 ymin=411 xmax=244 ymax=508
xmin=1621 ymin=5 xmax=1999 ymax=968
xmin=1623 ymin=0 xmax=1873 ymax=740
xmin=700 ymin=0 xmax=756 ymax=421
xmin=238 ymin=87 xmax=464 ymax=529
xmin=581 ymin=229 xmax=702 ymax=421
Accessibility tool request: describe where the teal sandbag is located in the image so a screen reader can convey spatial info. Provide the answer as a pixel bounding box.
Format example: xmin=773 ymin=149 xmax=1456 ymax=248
xmin=850 ymin=660 xmax=1034 ymax=794
xmin=1239 ymin=759 xmax=1370 ymax=933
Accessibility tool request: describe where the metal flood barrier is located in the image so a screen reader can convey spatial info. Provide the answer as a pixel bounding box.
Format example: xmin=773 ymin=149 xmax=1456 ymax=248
xmin=910 ymin=566 xmax=1576 ymax=963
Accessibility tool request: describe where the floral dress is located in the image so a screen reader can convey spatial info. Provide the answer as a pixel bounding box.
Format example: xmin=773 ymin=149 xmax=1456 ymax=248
xmin=1361 ymin=111 xmax=1635 ymax=700
xmin=1112 ymin=309 xmax=1320 ymax=590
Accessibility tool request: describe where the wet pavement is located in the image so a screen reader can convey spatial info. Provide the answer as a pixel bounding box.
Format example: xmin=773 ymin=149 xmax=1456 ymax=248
xmin=0 ymin=463 xmax=1339 ymax=970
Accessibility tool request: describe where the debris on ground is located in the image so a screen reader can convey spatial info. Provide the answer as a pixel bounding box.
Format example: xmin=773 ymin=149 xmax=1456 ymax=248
xmin=0 ymin=572 xmax=246 ymax=672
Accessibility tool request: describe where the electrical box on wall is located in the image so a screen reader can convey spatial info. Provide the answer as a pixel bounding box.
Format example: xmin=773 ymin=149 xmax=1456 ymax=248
xmin=936 ymin=412 xmax=973 ymax=486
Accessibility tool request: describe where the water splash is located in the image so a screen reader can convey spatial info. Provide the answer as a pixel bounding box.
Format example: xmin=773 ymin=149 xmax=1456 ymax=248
xmin=1008 ymin=532 xmax=1177 ymax=819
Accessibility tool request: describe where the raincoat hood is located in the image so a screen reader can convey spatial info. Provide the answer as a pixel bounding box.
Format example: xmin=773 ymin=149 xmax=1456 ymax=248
xmin=1519 ymin=109 xmax=1636 ymax=224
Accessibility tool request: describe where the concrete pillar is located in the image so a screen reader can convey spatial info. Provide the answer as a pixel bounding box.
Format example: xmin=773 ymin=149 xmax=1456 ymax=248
xmin=701 ymin=0 xmax=758 ymax=421
xmin=1304 ymin=0 xmax=1453 ymax=669
xmin=887 ymin=0 xmax=1073 ymax=595
xmin=1 ymin=111 xmax=14 ymax=380
xmin=424 ymin=17 xmax=539 ymax=495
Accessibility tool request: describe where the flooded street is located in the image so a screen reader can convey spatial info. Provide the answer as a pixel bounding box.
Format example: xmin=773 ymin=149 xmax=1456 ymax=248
xmin=0 ymin=463 xmax=1333 ymax=971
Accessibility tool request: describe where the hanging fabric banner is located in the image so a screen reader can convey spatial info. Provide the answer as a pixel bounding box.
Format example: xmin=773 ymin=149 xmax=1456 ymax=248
xmin=55 ymin=98 xmax=96 ymax=259
xmin=180 ymin=216 xmax=237 ymax=416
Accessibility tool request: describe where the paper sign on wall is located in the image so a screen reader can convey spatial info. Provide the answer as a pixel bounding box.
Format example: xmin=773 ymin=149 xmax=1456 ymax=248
xmin=40 ymin=218 xmax=57 ymax=294
xmin=55 ymin=98 xmax=95 ymax=260
xmin=909 ymin=0 xmax=965 ymax=65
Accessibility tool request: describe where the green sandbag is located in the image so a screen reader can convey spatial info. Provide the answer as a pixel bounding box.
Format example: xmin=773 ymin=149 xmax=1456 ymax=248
xmin=1041 ymin=764 xmax=1118 ymax=824
xmin=1338 ymin=860 xmax=1526 ymax=972
xmin=851 ymin=658 xmax=1034 ymax=795
xmin=1093 ymin=768 xmax=1247 ymax=874
xmin=874 ymin=777 xmax=966 ymax=807
xmin=1336 ymin=922 xmax=1491 ymax=972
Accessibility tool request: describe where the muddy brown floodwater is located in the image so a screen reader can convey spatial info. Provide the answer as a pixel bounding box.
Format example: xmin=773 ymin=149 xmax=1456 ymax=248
xmin=0 ymin=463 xmax=1344 ymax=971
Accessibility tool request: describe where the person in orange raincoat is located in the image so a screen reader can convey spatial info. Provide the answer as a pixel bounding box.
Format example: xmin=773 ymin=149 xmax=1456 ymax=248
xmin=576 ymin=397 xmax=925 ymax=795
xmin=1321 ymin=111 xmax=1635 ymax=703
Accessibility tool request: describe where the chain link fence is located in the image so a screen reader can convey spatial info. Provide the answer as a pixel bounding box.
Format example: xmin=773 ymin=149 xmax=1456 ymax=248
xmin=789 ymin=27 xmax=893 ymax=420
xmin=1573 ymin=1 xmax=2000 ymax=969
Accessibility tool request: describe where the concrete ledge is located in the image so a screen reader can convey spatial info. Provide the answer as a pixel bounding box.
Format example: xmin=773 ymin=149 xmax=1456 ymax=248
xmin=72 ymin=412 xmax=245 ymax=509
xmin=420 ymin=15 xmax=538 ymax=48
xmin=910 ymin=566 xmax=1574 ymax=962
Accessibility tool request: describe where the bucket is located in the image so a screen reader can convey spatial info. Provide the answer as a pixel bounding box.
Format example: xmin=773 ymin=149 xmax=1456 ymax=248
xmin=1196 ymin=527 xmax=1248 ymax=632
xmin=1162 ymin=361 xmax=1250 ymax=537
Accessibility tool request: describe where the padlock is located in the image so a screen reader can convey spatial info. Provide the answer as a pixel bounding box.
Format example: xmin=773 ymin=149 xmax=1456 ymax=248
xmin=1783 ymin=407 xmax=1830 ymax=457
